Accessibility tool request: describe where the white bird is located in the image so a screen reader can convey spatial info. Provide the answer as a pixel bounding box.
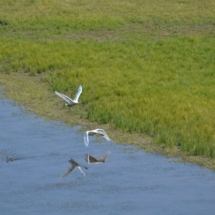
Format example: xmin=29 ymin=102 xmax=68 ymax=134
xmin=59 ymin=158 xmax=88 ymax=178
xmin=84 ymin=151 xmax=111 ymax=164
xmin=83 ymin=129 xmax=111 ymax=147
xmin=55 ymin=85 xmax=82 ymax=107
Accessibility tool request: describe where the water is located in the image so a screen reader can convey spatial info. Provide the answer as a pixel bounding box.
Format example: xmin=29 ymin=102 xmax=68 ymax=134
xmin=0 ymin=96 xmax=215 ymax=215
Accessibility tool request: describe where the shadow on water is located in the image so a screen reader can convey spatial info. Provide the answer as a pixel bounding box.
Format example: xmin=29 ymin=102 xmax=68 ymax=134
xmin=0 ymin=89 xmax=215 ymax=215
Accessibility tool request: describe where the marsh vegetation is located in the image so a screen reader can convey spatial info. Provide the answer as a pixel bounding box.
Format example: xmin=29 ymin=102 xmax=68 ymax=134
xmin=0 ymin=0 xmax=215 ymax=159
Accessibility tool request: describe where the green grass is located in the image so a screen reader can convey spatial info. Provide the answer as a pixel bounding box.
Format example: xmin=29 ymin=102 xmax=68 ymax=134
xmin=0 ymin=0 xmax=215 ymax=158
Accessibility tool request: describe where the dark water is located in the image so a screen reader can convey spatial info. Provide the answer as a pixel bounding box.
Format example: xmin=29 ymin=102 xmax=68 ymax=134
xmin=0 ymin=95 xmax=215 ymax=215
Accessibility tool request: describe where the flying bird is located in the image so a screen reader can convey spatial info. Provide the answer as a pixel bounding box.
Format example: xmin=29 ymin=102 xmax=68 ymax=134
xmin=84 ymin=151 xmax=111 ymax=164
xmin=59 ymin=158 xmax=88 ymax=178
xmin=83 ymin=129 xmax=111 ymax=147
xmin=55 ymin=85 xmax=82 ymax=107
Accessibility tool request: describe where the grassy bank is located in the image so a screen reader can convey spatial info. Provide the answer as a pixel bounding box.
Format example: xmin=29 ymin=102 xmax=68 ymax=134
xmin=0 ymin=0 xmax=215 ymax=163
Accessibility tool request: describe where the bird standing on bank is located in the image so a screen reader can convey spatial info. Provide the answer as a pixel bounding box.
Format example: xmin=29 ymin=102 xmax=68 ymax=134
xmin=59 ymin=158 xmax=88 ymax=178
xmin=83 ymin=129 xmax=111 ymax=147
xmin=55 ymin=85 xmax=82 ymax=107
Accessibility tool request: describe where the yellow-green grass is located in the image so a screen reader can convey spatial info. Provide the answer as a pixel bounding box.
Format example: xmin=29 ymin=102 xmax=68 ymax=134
xmin=1 ymin=0 xmax=215 ymax=39
xmin=0 ymin=0 xmax=215 ymax=158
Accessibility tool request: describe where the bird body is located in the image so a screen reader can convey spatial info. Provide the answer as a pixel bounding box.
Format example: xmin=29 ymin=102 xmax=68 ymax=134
xmin=60 ymin=158 xmax=88 ymax=178
xmin=84 ymin=151 xmax=111 ymax=164
xmin=55 ymin=85 xmax=82 ymax=107
xmin=83 ymin=129 xmax=111 ymax=146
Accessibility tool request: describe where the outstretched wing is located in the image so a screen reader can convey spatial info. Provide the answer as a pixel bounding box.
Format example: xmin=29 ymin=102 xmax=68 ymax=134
xmin=84 ymin=153 xmax=89 ymax=163
xmin=55 ymin=91 xmax=74 ymax=104
xmin=73 ymin=85 xmax=82 ymax=103
xmin=77 ymin=167 xmax=85 ymax=177
xmin=85 ymin=153 xmax=99 ymax=164
xmin=59 ymin=165 xmax=76 ymax=179
xmin=88 ymin=155 xmax=98 ymax=163
xmin=83 ymin=131 xmax=90 ymax=146
xmin=97 ymin=151 xmax=111 ymax=162
xmin=97 ymin=129 xmax=111 ymax=141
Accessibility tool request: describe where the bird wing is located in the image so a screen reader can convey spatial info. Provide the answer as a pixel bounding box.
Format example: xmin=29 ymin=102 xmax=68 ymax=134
xmin=69 ymin=158 xmax=79 ymax=166
xmin=96 ymin=129 xmax=111 ymax=141
xmin=73 ymin=85 xmax=82 ymax=103
xmin=84 ymin=153 xmax=89 ymax=163
xmin=70 ymin=158 xmax=88 ymax=169
xmin=77 ymin=167 xmax=85 ymax=177
xmin=55 ymin=91 xmax=74 ymax=104
xmin=88 ymin=130 xmax=97 ymax=136
xmin=97 ymin=151 xmax=111 ymax=162
xmin=88 ymin=155 xmax=98 ymax=163
xmin=83 ymin=131 xmax=90 ymax=146
xmin=59 ymin=164 xmax=76 ymax=179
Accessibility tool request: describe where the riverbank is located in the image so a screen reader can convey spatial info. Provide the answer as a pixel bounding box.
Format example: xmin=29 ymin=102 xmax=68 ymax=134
xmin=1 ymin=71 xmax=215 ymax=170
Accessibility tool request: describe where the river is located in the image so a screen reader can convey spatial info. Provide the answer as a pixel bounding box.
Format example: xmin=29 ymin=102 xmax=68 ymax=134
xmin=0 ymin=93 xmax=215 ymax=215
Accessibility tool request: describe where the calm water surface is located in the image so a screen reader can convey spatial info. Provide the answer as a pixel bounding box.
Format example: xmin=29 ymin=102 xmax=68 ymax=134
xmin=0 ymin=95 xmax=215 ymax=215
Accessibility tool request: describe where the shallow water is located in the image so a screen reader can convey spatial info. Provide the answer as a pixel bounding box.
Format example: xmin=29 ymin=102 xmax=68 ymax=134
xmin=0 ymin=96 xmax=215 ymax=215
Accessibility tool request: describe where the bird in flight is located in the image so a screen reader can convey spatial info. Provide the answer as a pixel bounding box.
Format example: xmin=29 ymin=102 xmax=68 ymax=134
xmin=55 ymin=85 xmax=82 ymax=107
xmin=84 ymin=151 xmax=111 ymax=164
xmin=83 ymin=129 xmax=111 ymax=146
xmin=59 ymin=158 xmax=88 ymax=178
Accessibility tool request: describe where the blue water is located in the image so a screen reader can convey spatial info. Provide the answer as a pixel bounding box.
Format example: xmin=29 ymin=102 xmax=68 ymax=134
xmin=0 ymin=95 xmax=215 ymax=215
